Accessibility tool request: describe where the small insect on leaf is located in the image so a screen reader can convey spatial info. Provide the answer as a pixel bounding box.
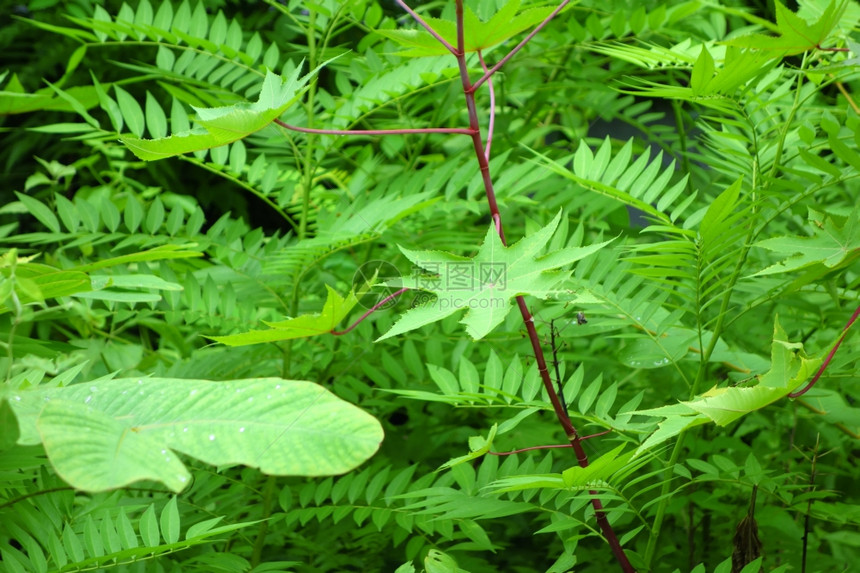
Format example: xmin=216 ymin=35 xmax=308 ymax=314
xmin=576 ymin=311 xmax=588 ymax=325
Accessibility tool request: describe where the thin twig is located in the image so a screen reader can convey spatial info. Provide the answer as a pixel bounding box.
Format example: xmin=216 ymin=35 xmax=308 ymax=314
xmin=331 ymin=288 xmax=410 ymax=336
xmin=489 ymin=429 xmax=613 ymax=455
xmin=789 ymin=303 xmax=860 ymax=397
xmin=446 ymin=0 xmax=634 ymax=568
xmin=394 ymin=0 xmax=458 ymax=55
xmin=471 ymin=0 xmax=572 ymax=92
xmin=478 ymin=50 xmax=495 ymax=160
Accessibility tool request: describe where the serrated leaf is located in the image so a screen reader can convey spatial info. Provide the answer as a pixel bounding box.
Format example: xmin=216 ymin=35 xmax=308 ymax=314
xmin=723 ymin=0 xmax=849 ymax=55
xmin=379 ymin=211 xmax=614 ymax=340
xmin=634 ymin=316 xmax=821 ymax=455
xmin=379 ymin=1 xmax=573 ymax=57
xmin=752 ymin=207 xmax=860 ymax=276
xmin=121 ymin=68 xmax=314 ymax=161
xmin=209 ymin=286 xmax=358 ymax=346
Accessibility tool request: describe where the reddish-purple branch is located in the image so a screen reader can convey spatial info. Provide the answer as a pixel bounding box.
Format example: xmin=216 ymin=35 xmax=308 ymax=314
xmin=490 ymin=444 xmax=574 ymax=455
xmin=471 ymin=0 xmax=573 ymax=92
xmin=274 ymin=119 xmax=474 ymax=136
xmin=311 ymin=3 xmax=634 ymax=569
xmin=478 ymin=50 xmax=495 ymax=160
xmin=490 ymin=430 xmax=613 ymax=456
xmin=788 ymin=303 xmax=860 ymax=398
xmin=331 ymin=288 xmax=410 ymax=336
xmin=394 ymin=0 xmax=458 ymax=55
xmin=442 ymin=1 xmax=634 ymax=570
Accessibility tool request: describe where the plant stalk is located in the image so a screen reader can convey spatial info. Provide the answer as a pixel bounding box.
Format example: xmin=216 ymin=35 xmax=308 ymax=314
xmin=450 ymin=1 xmax=634 ymax=570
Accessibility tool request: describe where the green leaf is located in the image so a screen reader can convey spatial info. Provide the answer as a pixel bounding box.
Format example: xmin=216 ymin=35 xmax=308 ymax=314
xmin=0 ymin=262 xmax=91 ymax=312
xmin=91 ymin=73 xmax=123 ymax=132
xmin=114 ymin=84 xmax=144 ymax=137
xmin=71 ymin=244 xmax=203 ymax=272
xmin=138 ymin=505 xmax=160 ymax=547
xmin=562 ymin=444 xmax=632 ymax=487
xmin=752 ymin=207 xmax=860 ymax=276
xmin=438 ymin=424 xmax=497 ymax=471
xmin=0 ymin=398 xmax=20 ymax=452
xmin=55 ymin=193 xmax=79 ymax=232
xmin=690 ymin=45 xmax=715 ymax=96
xmin=380 ymin=211 xmax=613 ymax=340
xmin=700 ymin=177 xmax=742 ymax=247
xmin=425 ymin=549 xmax=469 ymax=573
xmin=633 ymin=317 xmax=821 ymax=455
xmin=14 ymin=192 xmax=60 ymax=233
xmin=121 ymin=68 xmax=313 ymax=161
xmin=723 ymin=0 xmax=850 ymax=55
xmin=145 ymin=91 xmax=167 ymax=138
xmin=209 ymin=286 xmax=358 ymax=346
xmin=379 ymin=1 xmax=574 ymax=57
xmin=43 ymin=80 xmax=100 ymax=128
xmin=13 ymin=377 xmax=383 ymax=492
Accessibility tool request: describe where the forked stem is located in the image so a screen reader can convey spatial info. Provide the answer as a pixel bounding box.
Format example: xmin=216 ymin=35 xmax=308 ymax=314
xmin=446 ymin=1 xmax=634 ymax=570
xmin=277 ymin=2 xmax=634 ymax=570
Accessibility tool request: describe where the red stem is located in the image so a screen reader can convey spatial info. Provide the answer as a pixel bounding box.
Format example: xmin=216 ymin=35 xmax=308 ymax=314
xmin=489 ymin=430 xmax=613 ymax=456
xmin=394 ymin=0 xmax=457 ymax=55
xmin=444 ymin=1 xmax=634 ymax=570
xmin=331 ymin=288 xmax=410 ymax=336
xmin=478 ymin=50 xmax=495 ymax=160
xmin=296 ymin=2 xmax=634 ymax=569
xmin=788 ymin=303 xmax=860 ymax=398
xmin=471 ymin=0 xmax=573 ymax=93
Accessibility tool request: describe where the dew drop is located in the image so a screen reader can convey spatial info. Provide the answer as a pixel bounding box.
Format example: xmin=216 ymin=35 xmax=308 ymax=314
xmin=209 ymin=434 xmax=215 ymax=441
xmin=137 ymin=380 xmax=143 ymax=385
xmin=161 ymin=449 xmax=167 ymax=454
xmin=267 ymin=394 xmax=272 ymax=399
xmin=183 ymin=427 xmax=189 ymax=432
xmin=275 ymin=385 xmax=281 ymax=389
xmin=84 ymin=396 xmax=92 ymax=404
xmin=122 ymin=390 xmax=128 ymax=395
xmin=247 ymin=397 xmax=253 ymax=402
xmin=13 ymin=396 xmax=21 ymax=401
xmin=179 ymin=476 xmax=187 ymax=482
xmin=189 ymin=389 xmax=198 ymax=397
xmin=89 ymin=386 xmax=98 ymax=392
xmin=239 ymin=427 xmax=245 ymax=433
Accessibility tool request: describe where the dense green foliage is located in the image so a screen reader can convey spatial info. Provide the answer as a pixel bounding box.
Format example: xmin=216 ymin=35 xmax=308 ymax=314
xmin=1 ymin=1 xmax=859 ymax=572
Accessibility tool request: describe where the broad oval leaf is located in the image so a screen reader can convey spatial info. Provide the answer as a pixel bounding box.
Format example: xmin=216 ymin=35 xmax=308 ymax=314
xmin=16 ymin=377 xmax=383 ymax=492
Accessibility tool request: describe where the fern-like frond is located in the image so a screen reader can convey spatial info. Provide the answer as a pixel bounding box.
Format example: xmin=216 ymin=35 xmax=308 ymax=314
xmin=527 ymin=137 xmax=696 ymax=228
